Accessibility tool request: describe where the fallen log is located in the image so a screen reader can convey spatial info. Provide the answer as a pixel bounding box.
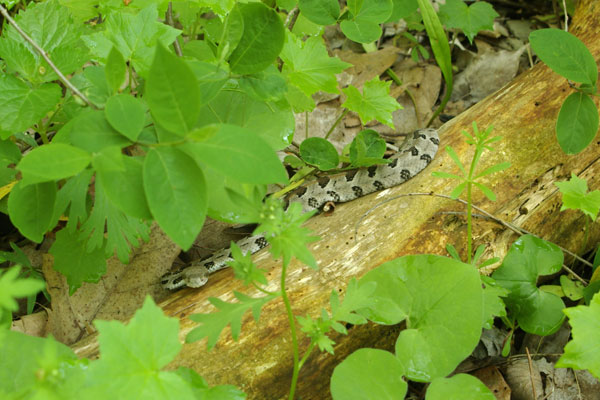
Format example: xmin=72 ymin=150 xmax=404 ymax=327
xmin=73 ymin=1 xmax=600 ymax=398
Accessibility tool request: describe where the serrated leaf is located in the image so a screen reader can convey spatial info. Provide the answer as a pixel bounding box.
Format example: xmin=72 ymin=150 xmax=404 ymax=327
xmin=492 ymin=234 xmax=565 ymax=335
xmin=8 ymin=181 xmax=57 ymax=243
xmin=0 ymin=75 xmax=62 ymax=133
xmin=228 ymin=3 xmax=285 ymax=74
xmin=300 ymin=137 xmax=339 ymax=170
xmin=438 ymin=0 xmax=498 ymax=44
xmin=530 ymin=28 xmax=598 ymax=85
xmin=105 ymin=94 xmax=146 ymax=141
xmin=342 ymin=78 xmax=400 ymax=128
xmin=146 ymin=44 xmax=200 ymax=136
xmin=0 ymin=266 xmax=45 ymax=312
xmin=555 ymin=173 xmax=600 ymax=220
xmin=18 ymin=144 xmax=91 ymax=186
xmin=143 ymin=147 xmax=207 ymax=250
xmin=556 ymin=92 xmax=599 ymax=154
xmin=187 ymin=292 xmax=275 ymax=349
xmin=49 ymin=228 xmax=107 ymax=295
xmin=281 ymin=34 xmax=351 ymax=97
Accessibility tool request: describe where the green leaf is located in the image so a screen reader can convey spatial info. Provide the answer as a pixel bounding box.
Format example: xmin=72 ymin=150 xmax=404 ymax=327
xmin=69 ymin=110 xmax=132 ymax=152
xmin=0 ymin=266 xmax=45 ymax=313
xmin=228 ymin=3 xmax=285 ymax=74
xmin=185 ymin=124 xmax=288 ymax=184
xmin=530 ymin=28 xmax=598 ymax=85
xmin=556 ymin=292 xmax=600 ymax=379
xmin=427 ymin=374 xmax=496 ymax=399
xmin=52 ymin=170 xmax=93 ymax=234
xmin=560 ymin=275 xmax=584 ymax=301
xmin=17 ymin=144 xmax=91 ymax=186
xmin=388 ymin=0 xmax=418 ymax=21
xmin=105 ymin=94 xmax=146 ymax=141
xmin=349 ymin=129 xmax=388 ymax=167
xmin=238 ymin=66 xmax=287 ymax=102
xmin=556 ymin=92 xmax=599 ymax=154
xmin=197 ymin=83 xmax=294 ymax=150
xmin=492 ymin=234 xmax=565 ymax=335
xmin=217 ymin=4 xmax=244 ymax=62
xmin=358 ymin=255 xmax=483 ymax=381
xmin=474 ymin=161 xmax=511 ymax=179
xmin=449 ymin=181 xmax=467 ymax=199
xmin=105 ymin=46 xmax=126 ymax=94
xmin=0 ymin=139 xmax=22 ymax=164
xmin=187 ymin=60 xmax=229 ymax=106
xmin=187 ymin=292 xmax=276 ymax=349
xmin=0 ymin=75 xmax=62 ymax=133
xmin=227 ymin=241 xmax=268 ymax=286
xmin=481 ymin=276 xmax=508 ymax=329
xmin=8 ymin=181 xmax=57 ymax=243
xmin=555 ymin=173 xmax=600 ymax=220
xmin=143 ymin=147 xmax=207 ymax=250
xmin=438 ymin=0 xmax=498 ymax=44
xmin=445 ymin=146 xmax=466 ymax=174
xmin=94 ymin=151 xmax=152 ymax=220
xmin=49 ymin=228 xmax=107 ymax=295
xmin=298 ymin=0 xmax=340 ymax=25
xmin=280 ymin=34 xmax=351 ymax=97
xmin=0 ymin=0 xmax=88 ymax=83
xmin=146 ymin=44 xmax=200 ymax=136
xmin=300 ymin=137 xmax=339 ymax=170
xmin=342 ymin=78 xmax=401 ymax=128
xmin=340 ymin=19 xmax=382 ymax=44
xmin=340 ymin=0 xmax=393 ymax=43
xmin=87 ymin=297 xmax=195 ymax=400
xmin=330 ymin=348 xmax=407 ymax=400
xmin=473 ymin=182 xmax=496 ymax=201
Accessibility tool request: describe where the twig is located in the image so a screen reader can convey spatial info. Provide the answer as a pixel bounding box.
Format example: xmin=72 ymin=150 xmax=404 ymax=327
xmin=0 ymin=4 xmax=96 ymax=109
xmin=167 ymin=2 xmax=183 ymax=57
xmin=562 ymin=0 xmax=569 ymax=31
xmin=354 ymin=192 xmax=592 ymax=283
xmin=284 ymin=5 xmax=299 ymax=31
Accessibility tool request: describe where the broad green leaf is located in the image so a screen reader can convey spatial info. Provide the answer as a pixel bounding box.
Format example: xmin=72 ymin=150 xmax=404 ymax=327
xmin=387 ymin=0 xmax=418 ymax=22
xmin=0 ymin=330 xmax=84 ymax=397
xmin=0 ymin=139 xmax=22 ymax=164
xmin=187 ymin=292 xmax=276 ymax=349
xmin=481 ymin=276 xmax=508 ymax=329
xmin=555 ymin=173 xmax=600 ymax=220
xmin=8 ymin=181 xmax=57 ymax=243
xmin=556 ymin=92 xmax=599 ymax=154
xmin=438 ymin=0 xmax=498 ymax=44
xmin=340 ymin=19 xmax=382 ymax=43
xmin=217 ymin=4 xmax=244 ymax=61
xmin=426 ymin=374 xmax=495 ymax=399
xmin=340 ymin=0 xmax=393 ymax=42
xmin=146 ymin=44 xmax=200 ymax=136
xmin=492 ymin=234 xmax=565 ymax=335
xmin=105 ymin=94 xmax=146 ymax=141
xmin=349 ymin=129 xmax=388 ymax=167
xmin=105 ymin=46 xmax=126 ymax=94
xmin=49 ymin=228 xmax=107 ymax=295
xmin=300 ymin=137 xmax=339 ymax=170
xmin=69 ymin=110 xmax=132 ymax=152
xmin=298 ymin=0 xmax=340 ymax=25
xmin=330 ymin=348 xmax=407 ymax=400
xmin=197 ymin=86 xmax=294 ymax=150
xmin=280 ymin=34 xmax=351 ymax=96
xmin=87 ymin=297 xmax=195 ymax=400
xmin=0 ymin=75 xmax=61 ymax=133
xmin=358 ymin=255 xmax=483 ymax=381
xmin=0 ymin=0 xmax=88 ymax=83
xmin=187 ymin=60 xmax=229 ymax=106
xmin=239 ymin=67 xmax=287 ymax=102
xmin=81 ymin=65 xmax=112 ymax=106
xmin=183 ymin=40 xmax=217 ymax=62
xmin=82 ymin=6 xmax=181 ymax=77
xmin=143 ymin=147 xmax=207 ymax=249
xmin=18 ymin=144 xmax=91 ymax=186
xmin=530 ymin=28 xmax=598 ymax=85
xmin=342 ymin=78 xmax=401 ymax=128
xmin=185 ymin=124 xmax=288 ymax=184
xmin=560 ymin=275 xmax=583 ymax=301
xmin=228 ymin=2 xmax=285 ymax=74
xmin=94 ymin=151 xmax=152 ymax=220
xmin=556 ymin=292 xmax=600 ymax=379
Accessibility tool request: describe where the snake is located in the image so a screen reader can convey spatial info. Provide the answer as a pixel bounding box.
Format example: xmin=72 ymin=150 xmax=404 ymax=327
xmin=161 ymin=128 xmax=439 ymax=290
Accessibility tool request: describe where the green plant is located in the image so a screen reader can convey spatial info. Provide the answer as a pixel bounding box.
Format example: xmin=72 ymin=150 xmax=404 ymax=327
xmin=529 ymin=28 xmax=599 ymax=154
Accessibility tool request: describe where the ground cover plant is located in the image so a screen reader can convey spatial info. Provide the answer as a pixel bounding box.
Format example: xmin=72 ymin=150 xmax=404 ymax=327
xmin=1 ymin=0 xmax=599 ymax=398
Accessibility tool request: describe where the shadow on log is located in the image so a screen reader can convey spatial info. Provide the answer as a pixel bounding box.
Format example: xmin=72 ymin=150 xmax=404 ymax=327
xmin=73 ymin=1 xmax=600 ymax=398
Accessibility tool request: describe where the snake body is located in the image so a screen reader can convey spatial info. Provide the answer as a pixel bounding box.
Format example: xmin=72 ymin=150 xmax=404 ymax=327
xmin=161 ymin=128 xmax=439 ymax=290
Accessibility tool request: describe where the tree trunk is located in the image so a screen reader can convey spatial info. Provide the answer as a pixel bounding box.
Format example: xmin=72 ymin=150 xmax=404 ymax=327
xmin=72 ymin=1 xmax=600 ymax=398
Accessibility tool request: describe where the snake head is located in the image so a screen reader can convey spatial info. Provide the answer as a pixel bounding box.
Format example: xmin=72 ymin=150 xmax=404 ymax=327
xmin=183 ymin=265 xmax=210 ymax=288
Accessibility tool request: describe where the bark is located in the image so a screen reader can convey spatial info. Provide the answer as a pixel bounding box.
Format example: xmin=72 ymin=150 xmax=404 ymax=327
xmin=72 ymin=1 xmax=600 ymax=398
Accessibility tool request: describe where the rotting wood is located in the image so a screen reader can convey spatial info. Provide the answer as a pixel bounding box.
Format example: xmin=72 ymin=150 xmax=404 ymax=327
xmin=72 ymin=1 xmax=600 ymax=398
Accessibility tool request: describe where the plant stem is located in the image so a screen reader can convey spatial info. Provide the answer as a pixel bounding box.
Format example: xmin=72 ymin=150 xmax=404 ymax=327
xmin=281 ymin=260 xmax=300 ymax=400
xmin=385 ymin=68 xmax=420 ymax=125
xmin=466 ymin=181 xmax=472 ymax=264
xmin=325 ymin=109 xmax=348 ymax=140
xmin=298 ymin=341 xmax=317 ymax=370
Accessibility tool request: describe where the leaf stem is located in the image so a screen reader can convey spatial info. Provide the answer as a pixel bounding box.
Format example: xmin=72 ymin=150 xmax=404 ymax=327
xmin=281 ymin=260 xmax=300 ymax=400
xmin=325 ymin=109 xmax=348 ymax=140
xmin=385 ymin=68 xmax=420 ymax=125
xmin=0 ymin=4 xmax=96 ymax=109
xmin=298 ymin=341 xmax=317 ymax=370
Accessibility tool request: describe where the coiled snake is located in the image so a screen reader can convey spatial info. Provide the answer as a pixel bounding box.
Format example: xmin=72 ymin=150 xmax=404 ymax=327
xmin=161 ymin=128 xmax=439 ymax=290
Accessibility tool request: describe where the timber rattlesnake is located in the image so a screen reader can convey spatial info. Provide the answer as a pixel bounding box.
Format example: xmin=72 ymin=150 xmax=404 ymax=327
xmin=161 ymin=128 xmax=439 ymax=290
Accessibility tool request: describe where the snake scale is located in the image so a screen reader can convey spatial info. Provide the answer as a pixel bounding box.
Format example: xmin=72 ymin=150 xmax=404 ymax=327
xmin=161 ymin=128 xmax=439 ymax=290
